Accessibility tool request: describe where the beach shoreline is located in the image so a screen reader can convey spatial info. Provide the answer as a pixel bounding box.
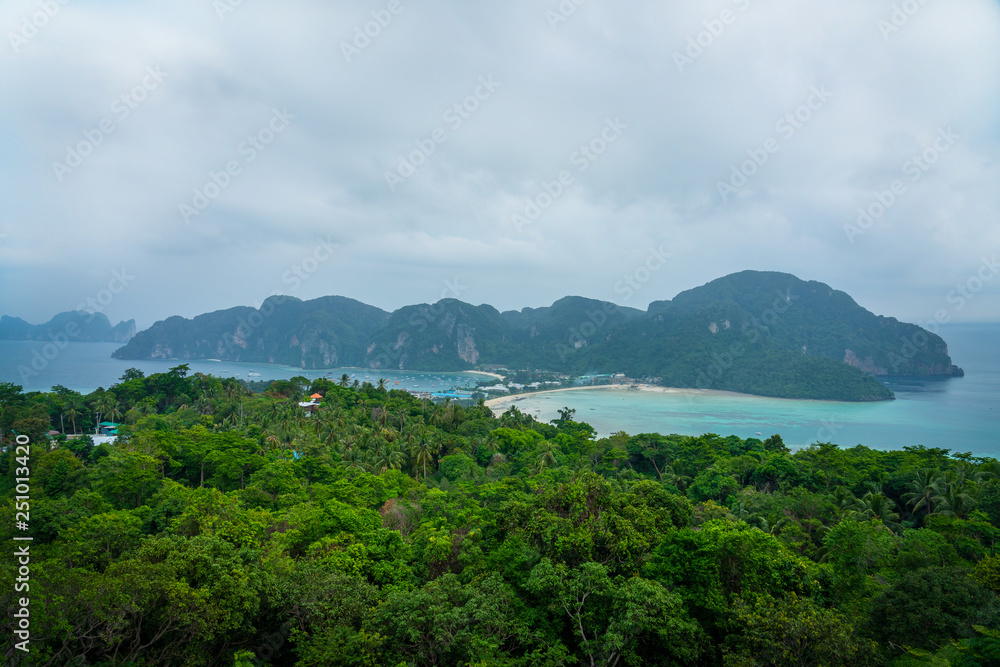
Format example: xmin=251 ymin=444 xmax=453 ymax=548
xmin=484 ymin=383 xmax=759 ymax=411
xmin=468 ymin=370 xmax=506 ymax=380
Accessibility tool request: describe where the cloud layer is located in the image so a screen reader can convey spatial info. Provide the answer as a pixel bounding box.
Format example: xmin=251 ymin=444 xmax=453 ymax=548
xmin=1 ymin=0 xmax=998 ymax=329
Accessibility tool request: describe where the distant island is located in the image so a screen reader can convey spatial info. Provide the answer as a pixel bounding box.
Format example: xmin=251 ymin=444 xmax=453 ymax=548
xmin=0 ymin=311 xmax=135 ymax=343
xmin=110 ymin=271 xmax=964 ymax=403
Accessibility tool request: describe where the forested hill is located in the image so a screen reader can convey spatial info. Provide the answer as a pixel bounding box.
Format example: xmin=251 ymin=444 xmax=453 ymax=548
xmin=0 ymin=311 xmax=135 ymax=342
xmin=113 ymin=296 xmax=390 ymax=367
xmin=1 ymin=375 xmax=998 ymax=665
xmin=111 ymin=271 xmax=964 ymax=402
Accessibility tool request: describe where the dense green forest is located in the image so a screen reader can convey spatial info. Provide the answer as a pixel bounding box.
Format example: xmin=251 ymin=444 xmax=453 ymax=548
xmin=2 ymin=367 xmax=998 ymax=666
xmin=107 ymin=271 xmax=964 ymax=402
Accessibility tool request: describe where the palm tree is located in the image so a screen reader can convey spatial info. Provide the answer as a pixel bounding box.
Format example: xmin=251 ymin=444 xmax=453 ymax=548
xmin=343 ymin=447 xmax=367 ymax=472
xmin=902 ymin=469 xmax=939 ymax=520
xmin=568 ymin=454 xmax=594 ymax=478
xmin=663 ymin=466 xmax=693 ymax=493
xmin=318 ymin=421 xmax=340 ymax=448
xmin=498 ymin=405 xmax=523 ymax=428
xmin=830 ymin=486 xmax=863 ymax=520
xmin=931 ymin=471 xmax=975 ymax=518
xmin=65 ymin=403 xmax=80 ymax=435
xmin=411 ymin=438 xmax=435 ymax=481
xmin=377 ymin=378 xmax=387 ymax=391
xmin=978 ymin=460 xmax=1000 ymax=481
xmin=853 ymin=484 xmax=902 ymax=533
xmin=535 ymin=441 xmax=561 ymax=473
xmin=339 ymin=373 xmax=351 ymax=387
xmin=340 ymin=434 xmax=358 ymax=455
xmin=95 ymin=394 xmax=116 ymax=431
xmin=481 ymin=432 xmax=500 ymax=457
xmin=399 ymin=424 xmax=419 ymax=450
xmin=373 ymin=441 xmax=406 ymax=475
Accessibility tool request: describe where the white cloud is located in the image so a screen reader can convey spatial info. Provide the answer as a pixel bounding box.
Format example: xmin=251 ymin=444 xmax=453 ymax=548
xmin=1 ymin=0 xmax=998 ymax=328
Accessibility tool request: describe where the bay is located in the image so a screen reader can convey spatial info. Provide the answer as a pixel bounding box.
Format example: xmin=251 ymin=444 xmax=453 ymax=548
xmin=0 ymin=323 xmax=996 ymax=457
xmin=0 ymin=341 xmax=486 ymax=396
xmin=489 ymin=323 xmax=1000 ymax=458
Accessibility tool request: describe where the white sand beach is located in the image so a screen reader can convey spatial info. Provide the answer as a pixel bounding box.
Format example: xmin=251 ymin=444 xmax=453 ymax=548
xmin=468 ymin=370 xmax=506 ymax=380
xmin=484 ymin=383 xmax=753 ymax=413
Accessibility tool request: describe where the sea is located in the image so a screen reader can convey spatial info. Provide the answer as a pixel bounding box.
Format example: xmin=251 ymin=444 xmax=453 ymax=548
xmin=0 ymin=344 xmax=485 ymax=398
xmin=0 ymin=323 xmax=997 ymax=458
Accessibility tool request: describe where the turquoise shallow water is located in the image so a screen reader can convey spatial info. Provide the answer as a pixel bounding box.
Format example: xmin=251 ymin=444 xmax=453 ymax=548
xmin=494 ymin=324 xmax=999 ymax=457
xmin=0 ymin=323 xmax=996 ymax=457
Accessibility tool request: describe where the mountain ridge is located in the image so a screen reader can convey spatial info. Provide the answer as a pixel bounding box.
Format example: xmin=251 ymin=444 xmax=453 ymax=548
xmin=107 ymin=271 xmax=965 ymax=402
xmin=0 ymin=311 xmax=135 ymax=343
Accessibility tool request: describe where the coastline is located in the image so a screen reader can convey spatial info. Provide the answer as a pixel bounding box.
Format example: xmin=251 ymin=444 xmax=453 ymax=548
xmin=468 ymin=370 xmax=506 ymax=380
xmin=482 ymin=382 xmax=890 ymax=413
xmin=484 ymin=383 xmax=759 ymax=412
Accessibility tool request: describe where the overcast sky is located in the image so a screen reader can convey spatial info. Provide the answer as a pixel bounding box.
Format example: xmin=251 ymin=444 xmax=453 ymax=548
xmin=1 ymin=0 xmax=998 ymax=331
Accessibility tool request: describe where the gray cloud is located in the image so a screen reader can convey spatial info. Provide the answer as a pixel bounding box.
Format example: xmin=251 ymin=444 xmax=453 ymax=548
xmin=1 ymin=0 xmax=998 ymax=329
